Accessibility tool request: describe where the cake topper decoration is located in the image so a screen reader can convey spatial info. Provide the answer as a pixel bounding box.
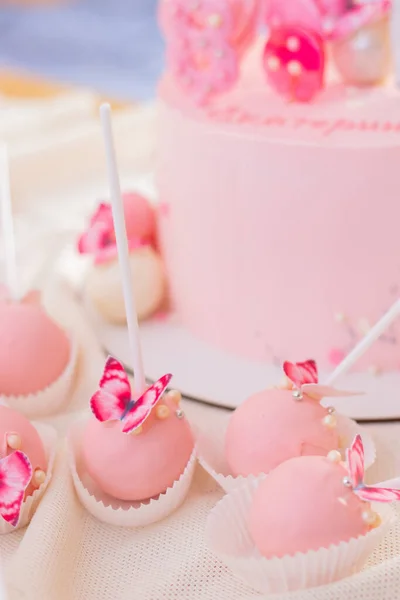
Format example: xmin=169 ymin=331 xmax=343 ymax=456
xmin=160 ymin=0 xmax=260 ymax=104
xmin=0 ymin=450 xmax=32 ymax=526
xmin=263 ymin=27 xmax=325 ymax=103
xmin=345 ymin=434 xmax=400 ymax=502
xmin=77 ymin=202 xmax=146 ymax=265
xmin=90 ymin=357 xmax=172 ymax=434
xmin=0 ymin=144 xmax=19 ymax=301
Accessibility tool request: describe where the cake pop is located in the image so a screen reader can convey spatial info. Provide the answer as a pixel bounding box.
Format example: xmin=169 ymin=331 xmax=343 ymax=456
xmin=82 ymin=357 xmax=194 ymax=501
xmin=249 ymin=434 xmax=400 ymax=558
xmin=0 ymin=144 xmax=73 ymax=410
xmin=70 ymin=105 xmax=195 ymax=525
xmin=0 ymin=405 xmax=47 ymax=497
xmin=225 ymin=359 xmax=352 ymax=477
xmin=78 ymin=194 xmax=166 ymax=324
xmin=0 ymin=291 xmax=71 ymax=397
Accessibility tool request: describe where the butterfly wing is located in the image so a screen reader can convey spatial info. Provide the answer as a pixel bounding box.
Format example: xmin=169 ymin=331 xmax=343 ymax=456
xmin=0 ymin=451 xmax=32 ymax=527
xmin=90 ymin=357 xmax=132 ymax=422
xmin=346 ymin=434 xmax=364 ymax=488
xmin=283 ymin=360 xmax=318 ymax=388
xmin=355 ymin=486 xmax=400 ymax=503
xmin=77 ymin=221 xmax=110 ymax=255
xmin=122 ymin=374 xmax=173 ymax=434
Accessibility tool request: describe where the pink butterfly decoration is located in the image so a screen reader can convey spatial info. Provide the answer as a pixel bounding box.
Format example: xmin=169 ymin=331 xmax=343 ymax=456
xmin=90 ymin=357 xmax=172 ymax=434
xmin=77 ymin=203 xmax=145 ymax=265
xmin=283 ymin=359 xmax=358 ymax=399
xmin=346 ymin=435 xmax=400 ymax=503
xmin=0 ymin=450 xmax=32 ymax=527
xmin=160 ymin=0 xmax=260 ymax=104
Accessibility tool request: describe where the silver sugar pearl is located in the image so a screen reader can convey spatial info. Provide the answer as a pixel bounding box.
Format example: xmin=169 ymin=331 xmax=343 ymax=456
xmin=176 ymin=409 xmax=185 ymax=419
xmin=292 ymin=390 xmax=303 ymax=401
xmin=327 ymin=406 xmax=336 ymax=415
xmin=343 ymin=476 xmax=352 ymax=488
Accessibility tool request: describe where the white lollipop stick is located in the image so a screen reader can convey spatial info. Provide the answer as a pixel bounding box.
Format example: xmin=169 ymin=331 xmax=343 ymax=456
xmin=100 ymin=104 xmax=146 ymax=396
xmin=0 ymin=144 xmax=19 ymax=300
xmin=0 ymin=560 xmax=7 ymax=600
xmin=326 ymin=298 xmax=400 ymax=385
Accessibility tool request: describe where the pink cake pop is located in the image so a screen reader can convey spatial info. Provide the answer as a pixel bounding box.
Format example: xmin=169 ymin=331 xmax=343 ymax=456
xmin=0 ymin=405 xmax=47 ymax=498
xmin=225 ymin=360 xmax=355 ymax=477
xmin=78 ymin=195 xmax=165 ymax=325
xmin=82 ymin=357 xmax=194 ymax=501
xmin=249 ymin=435 xmax=400 ymax=558
xmin=0 ymin=291 xmax=71 ymax=397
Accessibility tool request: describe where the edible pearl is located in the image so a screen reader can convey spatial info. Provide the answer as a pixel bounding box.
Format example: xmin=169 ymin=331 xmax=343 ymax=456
xmin=208 ymin=13 xmax=222 ymax=28
xmin=362 ymin=509 xmax=380 ymax=527
xmin=327 ymin=450 xmax=342 ymax=463
xmin=323 ymin=414 xmax=337 ymax=429
xmin=292 ymin=390 xmax=303 ymax=401
xmin=156 ymin=405 xmax=170 ymax=420
xmin=287 ymin=36 xmax=300 ymax=52
xmin=331 ymin=17 xmax=391 ymax=86
xmin=167 ymin=390 xmax=182 ymax=405
xmin=287 ymin=60 xmax=302 ymax=76
xmin=343 ymin=476 xmax=352 ymax=488
xmin=6 ymin=433 xmax=21 ymax=450
xmin=33 ymin=469 xmax=46 ymax=487
xmin=175 ymin=409 xmax=185 ymax=419
xmin=327 ymin=406 xmax=336 ymax=415
xmin=132 ymin=426 xmax=143 ymax=436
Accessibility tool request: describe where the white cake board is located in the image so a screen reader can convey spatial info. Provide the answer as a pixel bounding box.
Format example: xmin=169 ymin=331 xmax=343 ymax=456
xmin=84 ymin=302 xmax=400 ymax=422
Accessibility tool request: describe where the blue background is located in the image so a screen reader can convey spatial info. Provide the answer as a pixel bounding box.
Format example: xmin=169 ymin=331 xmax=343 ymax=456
xmin=0 ymin=0 xmax=164 ymax=100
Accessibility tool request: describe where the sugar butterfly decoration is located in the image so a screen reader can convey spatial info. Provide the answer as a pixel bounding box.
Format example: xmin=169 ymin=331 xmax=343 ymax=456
xmin=0 ymin=448 xmax=32 ymax=527
xmin=346 ymin=434 xmax=400 ymax=502
xmin=90 ymin=357 xmax=172 ymax=434
xmin=77 ymin=203 xmax=144 ymax=265
xmin=283 ymin=359 xmax=357 ymax=400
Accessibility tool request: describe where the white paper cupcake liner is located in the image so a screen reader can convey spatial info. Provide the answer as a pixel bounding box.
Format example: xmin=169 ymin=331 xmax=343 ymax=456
xmin=206 ymin=478 xmax=397 ymax=595
xmin=1 ymin=336 xmax=78 ymax=418
xmin=197 ymin=414 xmax=376 ymax=493
xmin=67 ymin=420 xmax=197 ymax=527
xmin=0 ymin=422 xmax=58 ymax=534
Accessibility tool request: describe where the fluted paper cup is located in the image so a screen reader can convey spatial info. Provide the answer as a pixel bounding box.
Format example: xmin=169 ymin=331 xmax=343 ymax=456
xmin=206 ymin=478 xmax=396 ymax=594
xmin=2 ymin=336 xmax=78 ymax=418
xmin=68 ymin=420 xmax=197 ymax=527
xmin=0 ymin=423 xmax=58 ymax=534
xmin=197 ymin=414 xmax=375 ymax=492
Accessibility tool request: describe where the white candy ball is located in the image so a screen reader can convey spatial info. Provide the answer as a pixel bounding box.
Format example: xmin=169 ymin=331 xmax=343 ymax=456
xmin=332 ymin=17 xmax=391 ymax=86
xmin=86 ymin=247 xmax=166 ymax=324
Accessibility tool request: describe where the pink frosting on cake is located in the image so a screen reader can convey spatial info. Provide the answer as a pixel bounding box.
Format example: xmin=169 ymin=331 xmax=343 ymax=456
xmin=0 ymin=301 xmax=70 ymax=396
xmin=0 ymin=405 xmax=47 ymax=495
xmin=157 ymin=38 xmax=400 ymax=372
xmin=82 ymin=395 xmax=194 ymax=501
xmin=225 ymin=389 xmax=339 ymax=476
xmin=249 ymin=455 xmax=369 ymax=558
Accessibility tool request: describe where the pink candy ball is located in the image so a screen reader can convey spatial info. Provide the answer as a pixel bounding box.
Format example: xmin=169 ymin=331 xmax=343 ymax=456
xmin=225 ymin=389 xmax=339 ymax=477
xmin=0 ymin=301 xmax=70 ymax=396
xmin=263 ymin=26 xmax=325 ymax=103
xmin=0 ymin=405 xmax=47 ymax=496
xmin=249 ymin=455 xmax=369 ymax=558
xmin=82 ymin=396 xmax=194 ymax=501
xmin=123 ymin=193 xmax=156 ymax=243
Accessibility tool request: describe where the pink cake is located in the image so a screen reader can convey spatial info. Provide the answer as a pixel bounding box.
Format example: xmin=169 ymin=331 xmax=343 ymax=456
xmin=156 ymin=1 xmax=400 ymax=373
